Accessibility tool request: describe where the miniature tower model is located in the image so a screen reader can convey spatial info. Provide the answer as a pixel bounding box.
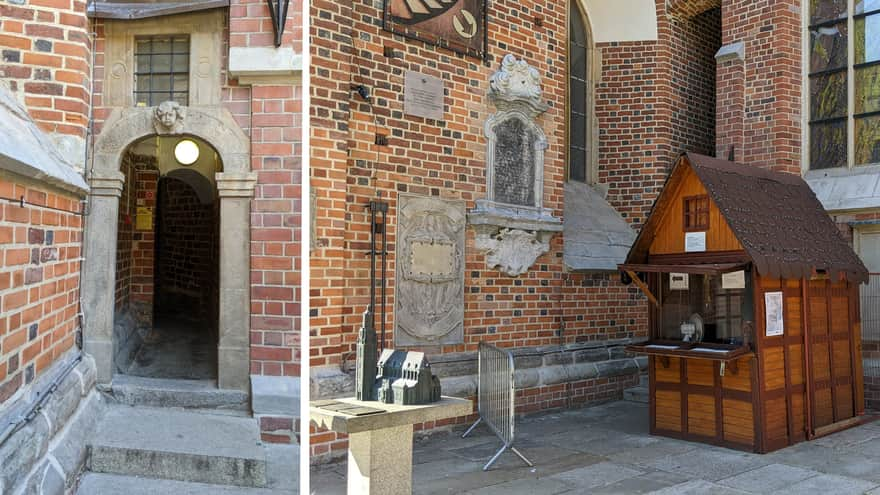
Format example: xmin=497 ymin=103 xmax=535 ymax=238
xmin=355 ymin=309 xmax=378 ymax=401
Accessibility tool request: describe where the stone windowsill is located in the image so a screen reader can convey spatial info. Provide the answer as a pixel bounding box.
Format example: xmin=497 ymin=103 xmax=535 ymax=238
xmin=805 ymin=165 xmax=880 ymax=212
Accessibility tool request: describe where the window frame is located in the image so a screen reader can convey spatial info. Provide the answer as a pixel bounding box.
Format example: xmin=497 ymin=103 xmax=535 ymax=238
xmin=566 ymin=0 xmax=597 ymax=184
xmin=803 ymin=0 xmax=880 ymax=172
xmin=682 ymin=194 xmax=710 ymax=232
xmin=133 ymin=35 xmax=192 ymax=107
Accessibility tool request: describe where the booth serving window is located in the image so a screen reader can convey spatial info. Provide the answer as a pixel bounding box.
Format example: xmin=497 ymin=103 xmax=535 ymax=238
xmin=656 ymin=271 xmax=751 ymax=345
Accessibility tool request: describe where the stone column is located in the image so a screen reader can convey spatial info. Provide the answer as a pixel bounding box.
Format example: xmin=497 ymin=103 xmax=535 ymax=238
xmin=348 ymin=425 xmax=413 ymax=495
xmin=216 ymin=172 xmax=258 ymax=391
xmin=81 ymin=171 xmax=125 ymax=384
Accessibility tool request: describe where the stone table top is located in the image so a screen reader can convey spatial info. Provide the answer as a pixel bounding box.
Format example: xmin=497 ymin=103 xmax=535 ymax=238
xmin=310 ymin=397 xmax=473 ymax=434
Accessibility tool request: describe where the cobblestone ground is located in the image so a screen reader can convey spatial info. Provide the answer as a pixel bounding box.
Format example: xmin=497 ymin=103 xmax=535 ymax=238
xmin=310 ymin=401 xmax=880 ymax=494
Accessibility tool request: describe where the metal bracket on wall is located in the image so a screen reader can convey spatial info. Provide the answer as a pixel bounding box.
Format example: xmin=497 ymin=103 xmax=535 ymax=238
xmin=266 ymin=0 xmax=290 ymax=47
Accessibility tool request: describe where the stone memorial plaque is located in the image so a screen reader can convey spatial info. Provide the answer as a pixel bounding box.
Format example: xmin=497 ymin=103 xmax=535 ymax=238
xmin=410 ymin=241 xmax=455 ymax=277
xmin=404 ymin=71 xmax=444 ymax=121
xmin=395 ymin=194 xmax=465 ymax=346
xmin=492 ymin=117 xmax=537 ymax=207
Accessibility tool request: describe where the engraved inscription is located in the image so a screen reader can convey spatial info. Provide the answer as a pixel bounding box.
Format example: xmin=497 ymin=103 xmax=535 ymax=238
xmin=493 ymin=117 xmax=536 ymax=207
xmin=404 ymin=71 xmax=444 ymax=121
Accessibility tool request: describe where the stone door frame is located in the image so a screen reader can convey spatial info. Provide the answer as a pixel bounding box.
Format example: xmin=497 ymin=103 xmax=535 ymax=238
xmin=82 ymin=105 xmax=256 ymax=391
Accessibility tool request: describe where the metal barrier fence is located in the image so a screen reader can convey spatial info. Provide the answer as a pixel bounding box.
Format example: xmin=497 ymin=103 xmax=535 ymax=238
xmin=462 ymin=341 xmax=533 ymax=471
xmin=863 ymin=273 xmax=880 ymax=379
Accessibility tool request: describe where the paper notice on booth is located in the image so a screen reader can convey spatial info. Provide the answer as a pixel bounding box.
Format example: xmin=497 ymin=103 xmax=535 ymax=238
xmin=684 ymin=231 xmax=706 ymax=252
xmin=722 ymin=270 xmax=746 ymax=289
xmin=764 ymin=291 xmax=784 ymax=336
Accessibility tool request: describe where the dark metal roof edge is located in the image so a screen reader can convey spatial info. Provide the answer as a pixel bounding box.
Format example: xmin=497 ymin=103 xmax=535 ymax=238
xmin=87 ymin=0 xmax=229 ymax=19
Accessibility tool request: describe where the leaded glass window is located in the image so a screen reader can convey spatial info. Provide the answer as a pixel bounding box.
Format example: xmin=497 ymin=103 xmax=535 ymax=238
xmin=809 ymin=0 xmax=880 ymax=168
xmin=568 ymin=2 xmax=592 ymax=182
xmin=134 ymin=36 xmax=190 ymax=107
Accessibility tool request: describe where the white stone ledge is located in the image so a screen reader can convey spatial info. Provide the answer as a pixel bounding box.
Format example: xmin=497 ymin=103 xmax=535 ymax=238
xmin=228 ymin=47 xmax=303 ymax=85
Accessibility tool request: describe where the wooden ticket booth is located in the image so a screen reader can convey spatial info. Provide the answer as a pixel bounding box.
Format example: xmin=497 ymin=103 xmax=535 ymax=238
xmin=622 ymin=152 xmax=869 ymax=453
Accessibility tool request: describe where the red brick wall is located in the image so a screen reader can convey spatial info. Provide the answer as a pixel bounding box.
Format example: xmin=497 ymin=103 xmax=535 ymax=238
xmin=113 ymin=154 xmax=158 ymax=325
xmin=0 ymin=177 xmax=83 ymax=404
xmin=0 ymin=0 xmax=89 ymax=407
xmin=227 ymin=0 xmax=303 ymax=378
xmin=308 ymin=0 xmax=724 ymax=459
xmin=715 ymin=0 xmax=801 ymax=173
xmin=114 ymin=153 xmax=135 ymax=311
xmin=155 ymin=177 xmax=217 ymax=320
xmin=0 ymin=0 xmax=90 ymax=139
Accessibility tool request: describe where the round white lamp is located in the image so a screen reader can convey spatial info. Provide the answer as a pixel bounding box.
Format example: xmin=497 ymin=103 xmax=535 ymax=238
xmin=174 ymin=139 xmax=200 ymax=166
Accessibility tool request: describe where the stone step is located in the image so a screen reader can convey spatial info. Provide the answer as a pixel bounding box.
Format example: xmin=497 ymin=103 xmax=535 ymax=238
xmin=105 ymin=375 xmax=249 ymax=413
xmin=88 ymin=405 xmax=268 ymax=488
xmin=623 ymin=387 xmax=648 ymax=403
xmin=623 ymin=376 xmax=649 ymax=403
xmin=77 ymin=473 xmax=289 ymax=495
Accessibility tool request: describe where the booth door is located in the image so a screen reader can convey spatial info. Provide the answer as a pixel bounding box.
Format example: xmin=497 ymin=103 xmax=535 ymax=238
xmin=807 ymin=280 xmax=858 ymax=430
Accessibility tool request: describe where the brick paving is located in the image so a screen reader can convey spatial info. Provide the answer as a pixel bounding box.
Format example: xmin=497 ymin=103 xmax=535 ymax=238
xmin=310 ymin=401 xmax=880 ymax=494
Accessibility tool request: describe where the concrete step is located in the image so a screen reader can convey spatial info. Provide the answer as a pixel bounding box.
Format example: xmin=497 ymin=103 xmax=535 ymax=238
xmin=623 ymin=375 xmax=649 ymax=403
xmin=105 ymin=375 xmax=249 ymax=413
xmin=623 ymin=386 xmax=648 ymax=403
xmin=77 ymin=473 xmax=289 ymax=495
xmin=88 ymin=405 xmax=268 ymax=488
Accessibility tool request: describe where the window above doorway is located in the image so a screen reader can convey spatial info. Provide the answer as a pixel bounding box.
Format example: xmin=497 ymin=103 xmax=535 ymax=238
xmin=134 ymin=35 xmax=190 ymax=107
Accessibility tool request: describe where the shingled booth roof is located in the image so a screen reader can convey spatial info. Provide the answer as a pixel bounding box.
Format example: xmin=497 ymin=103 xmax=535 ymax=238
xmin=625 ymin=152 xmax=869 ymax=284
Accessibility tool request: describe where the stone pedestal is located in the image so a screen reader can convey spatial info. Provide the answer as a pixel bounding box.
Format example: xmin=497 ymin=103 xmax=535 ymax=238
xmin=310 ymin=396 xmax=472 ymax=495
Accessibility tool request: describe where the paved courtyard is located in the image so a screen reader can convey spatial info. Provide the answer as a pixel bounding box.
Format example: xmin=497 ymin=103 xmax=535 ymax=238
xmin=311 ymin=401 xmax=880 ymax=494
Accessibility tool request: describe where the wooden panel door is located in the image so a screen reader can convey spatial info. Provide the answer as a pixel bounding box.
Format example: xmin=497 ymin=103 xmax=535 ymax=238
xmin=807 ymin=279 xmax=858 ymax=430
xmin=830 ymin=282 xmax=855 ymax=421
xmin=808 ymin=279 xmax=834 ymax=428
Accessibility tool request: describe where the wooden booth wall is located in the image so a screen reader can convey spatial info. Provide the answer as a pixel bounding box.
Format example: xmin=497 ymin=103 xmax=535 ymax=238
xmin=753 ymin=277 xmax=864 ymax=452
xmin=650 ymin=353 xmax=758 ymax=450
xmin=649 ymin=275 xmax=864 ymax=453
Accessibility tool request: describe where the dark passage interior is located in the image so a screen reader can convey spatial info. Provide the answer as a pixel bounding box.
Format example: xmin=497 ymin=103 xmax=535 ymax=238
xmin=113 ymin=136 xmax=220 ymax=380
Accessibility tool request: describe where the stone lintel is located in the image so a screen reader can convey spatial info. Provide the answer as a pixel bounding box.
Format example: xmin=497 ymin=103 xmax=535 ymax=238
xmin=216 ymin=172 xmax=258 ymax=197
xmin=228 ymin=47 xmax=303 ymax=85
xmin=715 ymin=41 xmax=745 ymax=63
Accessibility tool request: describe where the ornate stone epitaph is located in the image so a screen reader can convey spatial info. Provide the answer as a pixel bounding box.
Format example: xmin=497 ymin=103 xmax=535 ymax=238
xmin=469 ymin=54 xmax=562 ymax=277
xmin=395 ymin=194 xmax=466 ymax=346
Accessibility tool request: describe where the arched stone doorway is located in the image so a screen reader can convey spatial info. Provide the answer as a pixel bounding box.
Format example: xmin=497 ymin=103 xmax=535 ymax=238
xmin=83 ymin=105 xmax=255 ymax=391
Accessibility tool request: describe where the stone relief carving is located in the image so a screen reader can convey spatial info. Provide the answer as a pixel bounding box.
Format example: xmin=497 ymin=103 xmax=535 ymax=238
xmin=153 ymin=100 xmax=186 ymax=135
xmin=478 ymin=228 xmax=552 ymax=277
xmin=469 ymin=54 xmax=562 ymax=276
xmin=395 ymin=194 xmax=465 ymax=346
xmin=488 ymin=53 xmax=550 ymax=117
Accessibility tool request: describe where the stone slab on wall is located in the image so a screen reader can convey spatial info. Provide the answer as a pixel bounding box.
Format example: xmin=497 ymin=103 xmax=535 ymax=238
xmin=0 ymin=353 xmax=102 ymax=495
xmin=394 ymin=194 xmax=466 ymax=347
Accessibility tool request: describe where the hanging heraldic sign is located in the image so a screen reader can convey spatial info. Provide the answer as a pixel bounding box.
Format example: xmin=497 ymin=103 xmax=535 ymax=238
xmin=764 ymin=291 xmax=784 ymax=337
xmin=383 ymin=0 xmax=487 ymax=59
xmin=685 ymin=231 xmax=706 ymax=252
xmin=405 ymin=71 xmax=445 ymax=121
